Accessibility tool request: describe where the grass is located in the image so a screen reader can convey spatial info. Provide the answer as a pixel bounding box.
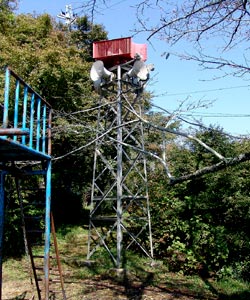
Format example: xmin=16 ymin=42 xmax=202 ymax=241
xmin=2 ymin=224 xmax=250 ymax=300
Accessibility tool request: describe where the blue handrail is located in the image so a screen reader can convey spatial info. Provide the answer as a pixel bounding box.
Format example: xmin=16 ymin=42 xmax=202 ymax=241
xmin=0 ymin=67 xmax=52 ymax=156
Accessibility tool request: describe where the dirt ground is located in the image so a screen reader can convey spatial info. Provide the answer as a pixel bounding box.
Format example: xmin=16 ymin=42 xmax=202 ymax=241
xmin=65 ymin=278 xmax=216 ymax=300
xmin=2 ymin=239 xmax=217 ymax=300
xmin=2 ymin=274 xmax=217 ymax=300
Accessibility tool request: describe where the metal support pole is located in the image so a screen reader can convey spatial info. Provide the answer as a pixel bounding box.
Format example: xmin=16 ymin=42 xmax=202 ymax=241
xmin=3 ymin=68 xmax=10 ymax=130
xmin=116 ymin=65 xmax=123 ymax=269
xmin=140 ymin=104 xmax=154 ymax=259
xmin=44 ymin=159 xmax=52 ymax=300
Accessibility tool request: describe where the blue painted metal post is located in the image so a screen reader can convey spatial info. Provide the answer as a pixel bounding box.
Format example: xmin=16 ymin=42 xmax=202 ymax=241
xmin=44 ymin=159 xmax=52 ymax=300
xmin=0 ymin=171 xmax=5 ymax=300
xmin=21 ymin=86 xmax=29 ymax=145
xmin=36 ymin=98 xmax=41 ymax=152
xmin=13 ymin=79 xmax=20 ymax=142
xmin=29 ymin=93 xmax=35 ymax=149
xmin=42 ymin=105 xmax=47 ymax=154
xmin=3 ymin=68 xmax=10 ymax=129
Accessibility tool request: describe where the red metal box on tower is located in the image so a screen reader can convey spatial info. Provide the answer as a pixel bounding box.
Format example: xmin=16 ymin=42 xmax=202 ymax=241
xmin=93 ymin=37 xmax=147 ymax=67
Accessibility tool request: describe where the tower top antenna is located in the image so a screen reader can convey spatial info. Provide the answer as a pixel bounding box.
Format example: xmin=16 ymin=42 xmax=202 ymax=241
xmin=57 ymin=4 xmax=77 ymax=28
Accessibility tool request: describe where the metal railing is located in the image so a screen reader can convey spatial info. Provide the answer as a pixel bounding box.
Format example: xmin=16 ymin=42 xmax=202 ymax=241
xmin=0 ymin=67 xmax=52 ymax=157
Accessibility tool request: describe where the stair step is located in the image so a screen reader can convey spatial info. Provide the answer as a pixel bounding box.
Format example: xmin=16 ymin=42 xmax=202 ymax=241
xmin=32 ymin=254 xmax=56 ymax=258
xmin=49 ymin=290 xmax=63 ymax=293
xmin=49 ymin=279 xmax=61 ymax=283
xmin=27 ymin=229 xmax=44 ymax=233
xmin=37 ymin=278 xmax=61 ymax=283
xmin=24 ymin=216 xmax=43 ymax=220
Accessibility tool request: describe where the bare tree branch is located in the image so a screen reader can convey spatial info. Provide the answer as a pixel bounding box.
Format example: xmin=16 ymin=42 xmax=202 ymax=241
xmin=175 ymin=51 xmax=250 ymax=77
xmin=123 ymin=102 xmax=226 ymax=160
xmin=146 ymin=1 xmax=226 ymax=41
xmin=170 ymin=152 xmax=250 ymax=185
xmin=135 ymin=0 xmax=250 ymax=50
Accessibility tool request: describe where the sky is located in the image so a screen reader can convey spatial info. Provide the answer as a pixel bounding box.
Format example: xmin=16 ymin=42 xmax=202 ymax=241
xmin=16 ymin=0 xmax=250 ymax=136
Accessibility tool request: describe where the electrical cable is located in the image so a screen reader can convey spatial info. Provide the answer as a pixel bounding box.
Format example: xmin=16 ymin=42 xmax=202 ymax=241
xmin=181 ymin=113 xmax=250 ymax=118
xmin=160 ymin=84 xmax=250 ymax=97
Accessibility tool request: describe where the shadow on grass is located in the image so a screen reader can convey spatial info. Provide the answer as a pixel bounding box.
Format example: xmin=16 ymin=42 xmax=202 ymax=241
xmin=77 ymin=269 xmax=217 ymax=300
xmin=79 ymin=251 xmax=217 ymax=300
xmin=107 ymin=273 xmax=250 ymax=300
xmin=75 ymin=256 xmax=155 ymax=299
xmin=119 ymin=250 xmax=154 ymax=300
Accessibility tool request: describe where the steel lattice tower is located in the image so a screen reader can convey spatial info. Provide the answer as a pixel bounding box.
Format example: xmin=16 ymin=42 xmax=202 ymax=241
xmin=87 ymin=58 xmax=154 ymax=268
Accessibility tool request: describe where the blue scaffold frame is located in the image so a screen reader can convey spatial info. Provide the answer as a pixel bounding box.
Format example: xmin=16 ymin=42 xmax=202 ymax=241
xmin=0 ymin=66 xmax=52 ymax=300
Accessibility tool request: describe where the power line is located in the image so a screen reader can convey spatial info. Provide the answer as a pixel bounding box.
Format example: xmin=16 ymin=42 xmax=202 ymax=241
xmin=71 ymin=0 xmax=127 ymax=14
xmin=181 ymin=112 xmax=250 ymax=118
xmin=159 ymin=84 xmax=250 ymax=97
xmin=100 ymin=0 xmax=128 ymax=11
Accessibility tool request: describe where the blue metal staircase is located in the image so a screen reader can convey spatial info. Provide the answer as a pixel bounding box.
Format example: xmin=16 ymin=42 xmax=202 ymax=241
xmin=0 ymin=67 xmax=65 ymax=300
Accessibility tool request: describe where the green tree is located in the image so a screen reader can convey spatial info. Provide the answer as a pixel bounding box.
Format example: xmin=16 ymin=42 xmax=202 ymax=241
xmin=70 ymin=15 xmax=107 ymax=59
xmin=149 ymin=127 xmax=250 ymax=279
xmin=0 ymin=0 xmax=17 ymax=33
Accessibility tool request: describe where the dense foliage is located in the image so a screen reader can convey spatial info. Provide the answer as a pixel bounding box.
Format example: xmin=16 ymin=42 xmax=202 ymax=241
xmin=148 ymin=128 xmax=250 ymax=280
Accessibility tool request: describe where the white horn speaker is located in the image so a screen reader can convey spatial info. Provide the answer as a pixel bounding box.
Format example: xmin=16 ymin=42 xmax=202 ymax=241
xmin=90 ymin=60 xmax=114 ymax=93
xmin=125 ymin=56 xmax=154 ymax=82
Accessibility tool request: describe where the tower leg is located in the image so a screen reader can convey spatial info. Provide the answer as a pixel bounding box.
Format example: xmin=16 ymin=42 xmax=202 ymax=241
xmin=116 ymin=65 xmax=123 ymax=269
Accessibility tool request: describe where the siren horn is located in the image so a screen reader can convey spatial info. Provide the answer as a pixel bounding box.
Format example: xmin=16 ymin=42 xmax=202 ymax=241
xmin=124 ymin=53 xmax=154 ymax=86
xmin=90 ymin=60 xmax=115 ymax=93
